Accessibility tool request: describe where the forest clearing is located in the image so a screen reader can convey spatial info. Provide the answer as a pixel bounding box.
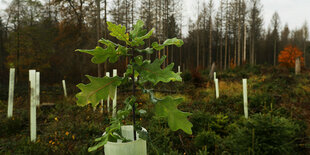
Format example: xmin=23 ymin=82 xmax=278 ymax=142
xmin=1 ymin=0 xmax=310 ymax=154
xmin=2 ymin=64 xmax=310 ymax=154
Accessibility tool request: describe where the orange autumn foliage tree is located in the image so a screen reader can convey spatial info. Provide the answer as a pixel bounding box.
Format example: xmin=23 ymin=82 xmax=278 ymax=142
xmin=278 ymin=45 xmax=304 ymax=68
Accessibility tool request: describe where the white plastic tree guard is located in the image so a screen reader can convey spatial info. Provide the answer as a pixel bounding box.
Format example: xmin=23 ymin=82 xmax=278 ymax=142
xmin=62 ymin=80 xmax=67 ymax=98
xmin=7 ymin=68 xmax=15 ymax=118
xmin=112 ymin=69 xmax=117 ymax=118
xmin=178 ymin=66 xmax=181 ymax=73
xmin=104 ymin=125 xmax=147 ymax=155
xmin=35 ymin=72 xmax=40 ymax=106
xmin=106 ymin=72 xmax=111 ymax=114
xmin=243 ymin=79 xmax=248 ymax=119
xmin=214 ymin=72 xmax=217 ymax=81
xmin=29 ymin=70 xmax=37 ymax=142
xmin=215 ymin=78 xmax=219 ymax=98
xmin=295 ymin=57 xmax=301 ymax=75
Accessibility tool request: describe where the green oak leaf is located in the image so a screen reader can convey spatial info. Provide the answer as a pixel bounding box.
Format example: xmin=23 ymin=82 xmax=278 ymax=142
xmin=88 ymin=123 xmax=121 ymax=152
xmin=129 ymin=20 xmax=147 ymax=39
xmin=154 ymin=96 xmax=193 ymax=134
xmin=76 ymin=44 xmax=125 ymax=64
xmin=137 ymin=47 xmax=154 ymax=54
xmin=107 ymin=22 xmax=130 ymax=45
xmin=88 ymin=134 xmax=109 ymax=152
xmin=124 ymin=64 xmax=139 ymax=78
xmin=134 ymin=55 xmax=144 ymax=65
xmin=76 ymin=75 xmax=122 ymax=107
xmin=152 ymin=38 xmax=184 ymax=51
xmin=131 ymin=28 xmax=154 ymax=46
xmin=136 ymin=56 xmax=182 ymax=85
xmin=99 ymin=38 xmax=120 ymax=47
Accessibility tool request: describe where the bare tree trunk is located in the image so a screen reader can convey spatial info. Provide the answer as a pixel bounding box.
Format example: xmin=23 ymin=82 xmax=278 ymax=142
xmin=228 ymin=38 xmax=231 ymax=69
xmin=249 ymin=32 xmax=252 ymax=65
xmin=132 ymin=0 xmax=134 ymax=25
xmin=208 ymin=0 xmax=213 ymax=68
xmin=251 ymin=37 xmax=255 ymax=65
xmin=171 ymin=46 xmax=174 ymax=65
xmin=224 ymin=32 xmax=228 ymax=69
xmin=273 ymin=38 xmax=276 ymax=66
xmin=196 ymin=0 xmax=200 ymax=68
xmin=16 ymin=0 xmax=20 ymax=82
xmin=209 ymin=19 xmax=212 ymax=68
xmin=125 ymin=0 xmax=128 ymax=29
xmin=219 ymin=38 xmax=223 ymax=70
xmin=243 ymin=23 xmax=247 ymax=63
xmin=224 ymin=8 xmax=228 ymax=70
xmin=104 ymin=0 xmax=108 ymax=73
xmin=166 ymin=47 xmax=168 ymax=65
xmin=234 ymin=37 xmax=237 ymax=65
xmin=96 ymin=0 xmax=102 ymax=77
xmin=237 ymin=19 xmax=241 ymax=66
xmin=304 ymin=43 xmax=307 ymax=67
xmin=197 ymin=30 xmax=200 ymax=68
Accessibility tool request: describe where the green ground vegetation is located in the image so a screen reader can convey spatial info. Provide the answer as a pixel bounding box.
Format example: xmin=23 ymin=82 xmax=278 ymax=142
xmin=1 ymin=65 xmax=310 ymax=154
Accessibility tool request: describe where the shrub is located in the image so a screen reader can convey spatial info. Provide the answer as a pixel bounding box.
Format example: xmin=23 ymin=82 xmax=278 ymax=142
xmin=1 ymin=137 xmax=51 ymax=155
xmin=278 ymin=45 xmax=304 ymax=68
xmin=248 ymin=93 xmax=275 ymax=113
xmin=207 ymin=95 xmax=243 ymax=114
xmin=0 ymin=116 xmax=27 ymax=137
xmin=190 ymin=112 xmax=230 ymax=137
xmin=182 ymin=71 xmax=192 ymax=82
xmin=194 ymin=130 xmax=221 ymax=152
xmin=190 ymin=67 xmax=205 ymax=87
xmin=224 ymin=113 xmax=304 ymax=154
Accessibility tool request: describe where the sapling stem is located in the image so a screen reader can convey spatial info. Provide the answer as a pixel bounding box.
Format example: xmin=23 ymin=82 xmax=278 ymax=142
xmin=131 ymin=50 xmax=137 ymax=141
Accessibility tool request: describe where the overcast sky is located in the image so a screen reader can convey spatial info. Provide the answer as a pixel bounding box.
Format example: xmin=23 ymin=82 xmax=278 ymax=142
xmin=0 ymin=0 xmax=309 ymax=37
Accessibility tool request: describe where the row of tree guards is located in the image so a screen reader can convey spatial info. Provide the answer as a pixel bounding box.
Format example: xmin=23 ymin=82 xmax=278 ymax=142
xmin=6 ymin=60 xmax=302 ymax=141
xmin=212 ymin=58 xmax=302 ymax=118
xmin=213 ymin=72 xmax=248 ymax=119
xmin=6 ymin=68 xmax=65 ymax=142
xmin=5 ymin=65 xmax=181 ymax=142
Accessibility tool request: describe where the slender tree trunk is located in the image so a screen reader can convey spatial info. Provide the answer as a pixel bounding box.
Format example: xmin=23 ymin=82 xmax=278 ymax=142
xmin=220 ymin=30 xmax=223 ymax=70
xmin=228 ymin=38 xmax=231 ymax=68
xmin=166 ymin=47 xmax=168 ymax=65
xmin=273 ymin=39 xmax=276 ymax=66
xmin=131 ymin=0 xmax=134 ymax=27
xmin=224 ymin=10 xmax=228 ymax=70
xmin=197 ymin=30 xmax=200 ymax=68
xmin=304 ymin=42 xmax=307 ymax=67
xmin=224 ymin=32 xmax=228 ymax=70
xmin=16 ymin=0 xmax=20 ymax=82
xmin=104 ymin=0 xmax=108 ymax=73
xmin=243 ymin=23 xmax=247 ymax=63
xmin=171 ymin=46 xmax=174 ymax=65
xmin=209 ymin=19 xmax=212 ymax=67
xmin=234 ymin=37 xmax=237 ymax=65
xmin=237 ymin=0 xmax=242 ymax=66
xmin=179 ymin=45 xmax=182 ymax=69
xmin=251 ymin=36 xmax=255 ymax=65
xmin=96 ymin=0 xmax=102 ymax=77
xmin=249 ymin=32 xmax=252 ymax=64
xmin=237 ymin=18 xmax=241 ymax=66
xmin=125 ymin=0 xmax=128 ymax=29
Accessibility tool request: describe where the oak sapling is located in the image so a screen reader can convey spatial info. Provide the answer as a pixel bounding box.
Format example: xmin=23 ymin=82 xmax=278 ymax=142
xmin=75 ymin=20 xmax=193 ymax=152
